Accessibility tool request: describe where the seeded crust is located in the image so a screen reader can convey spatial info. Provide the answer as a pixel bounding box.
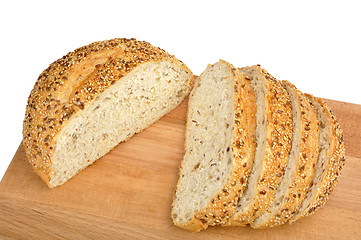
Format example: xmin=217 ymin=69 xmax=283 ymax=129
xmin=22 ymin=38 xmax=193 ymax=187
xmin=172 ymin=60 xmax=257 ymax=232
xmin=289 ymin=95 xmax=345 ymax=223
xmin=252 ymin=81 xmax=319 ymax=228
xmin=227 ymin=66 xmax=293 ymax=226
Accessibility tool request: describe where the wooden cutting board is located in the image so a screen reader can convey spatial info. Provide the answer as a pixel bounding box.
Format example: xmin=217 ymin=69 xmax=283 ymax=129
xmin=1 ymin=97 xmax=360 ymax=240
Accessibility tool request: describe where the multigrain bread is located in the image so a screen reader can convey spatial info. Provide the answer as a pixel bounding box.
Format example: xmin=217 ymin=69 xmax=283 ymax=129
xmin=289 ymin=95 xmax=345 ymax=223
xmin=172 ymin=62 xmax=345 ymax=231
xmin=227 ymin=66 xmax=293 ymax=226
xmin=252 ymin=80 xmax=319 ymax=228
xmin=23 ymin=38 xmax=193 ymax=188
xmin=171 ymin=60 xmax=257 ymax=232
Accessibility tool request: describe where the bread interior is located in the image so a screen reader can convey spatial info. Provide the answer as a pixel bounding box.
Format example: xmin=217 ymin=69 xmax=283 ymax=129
xmin=50 ymin=60 xmax=191 ymax=187
xmin=172 ymin=61 xmax=234 ymax=225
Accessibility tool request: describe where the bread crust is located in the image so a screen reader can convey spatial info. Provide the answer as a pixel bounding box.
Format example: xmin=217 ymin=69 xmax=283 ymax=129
xmin=228 ymin=66 xmax=293 ymax=226
xmin=289 ymin=95 xmax=345 ymax=223
xmin=172 ymin=60 xmax=257 ymax=232
xmin=252 ymin=81 xmax=319 ymax=228
xmin=22 ymin=38 xmax=193 ymax=187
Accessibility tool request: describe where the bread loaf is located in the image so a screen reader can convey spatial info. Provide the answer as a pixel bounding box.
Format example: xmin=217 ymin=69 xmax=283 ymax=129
xmin=251 ymin=80 xmax=319 ymax=228
xmin=23 ymin=38 xmax=193 ymax=188
xmin=289 ymin=94 xmax=345 ymax=223
xmin=171 ymin=60 xmax=257 ymax=232
xmin=172 ymin=62 xmax=345 ymax=231
xmin=24 ymin=39 xmax=345 ymax=230
xmin=227 ymin=66 xmax=293 ymax=226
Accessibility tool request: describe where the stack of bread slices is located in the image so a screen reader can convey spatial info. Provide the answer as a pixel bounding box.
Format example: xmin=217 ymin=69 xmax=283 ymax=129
xmin=171 ymin=60 xmax=345 ymax=231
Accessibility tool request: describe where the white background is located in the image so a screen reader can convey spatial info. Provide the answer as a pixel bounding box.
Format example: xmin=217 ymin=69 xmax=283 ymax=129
xmin=1 ymin=1 xmax=360 ymax=181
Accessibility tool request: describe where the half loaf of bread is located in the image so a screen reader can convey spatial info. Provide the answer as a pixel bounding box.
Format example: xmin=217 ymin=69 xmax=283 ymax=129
xmin=171 ymin=60 xmax=257 ymax=232
xmin=23 ymin=38 xmax=193 ymax=188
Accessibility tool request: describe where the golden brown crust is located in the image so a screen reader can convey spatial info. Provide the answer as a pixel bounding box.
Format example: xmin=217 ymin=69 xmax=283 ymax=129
xmin=252 ymin=81 xmax=319 ymax=228
xmin=228 ymin=66 xmax=293 ymax=226
xmin=289 ymin=95 xmax=345 ymax=223
xmin=22 ymin=38 xmax=192 ymax=187
xmin=175 ymin=216 xmax=208 ymax=232
xmin=176 ymin=60 xmax=257 ymax=232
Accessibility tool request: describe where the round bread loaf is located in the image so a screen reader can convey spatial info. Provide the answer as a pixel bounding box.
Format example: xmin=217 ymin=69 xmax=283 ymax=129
xmin=23 ymin=38 xmax=193 ymax=188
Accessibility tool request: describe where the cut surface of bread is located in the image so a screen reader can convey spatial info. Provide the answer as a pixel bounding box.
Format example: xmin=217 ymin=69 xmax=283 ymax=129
xmin=252 ymin=81 xmax=319 ymax=228
xmin=171 ymin=60 xmax=257 ymax=232
xmin=289 ymin=95 xmax=345 ymax=223
xmin=228 ymin=66 xmax=293 ymax=226
xmin=51 ymin=60 xmax=192 ymax=187
xmin=22 ymin=38 xmax=193 ymax=188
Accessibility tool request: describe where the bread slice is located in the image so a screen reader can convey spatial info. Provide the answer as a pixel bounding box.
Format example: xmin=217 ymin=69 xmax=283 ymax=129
xmin=289 ymin=95 xmax=345 ymax=223
xmin=171 ymin=60 xmax=257 ymax=232
xmin=251 ymin=80 xmax=319 ymax=228
xmin=227 ymin=65 xmax=293 ymax=226
xmin=22 ymin=38 xmax=193 ymax=188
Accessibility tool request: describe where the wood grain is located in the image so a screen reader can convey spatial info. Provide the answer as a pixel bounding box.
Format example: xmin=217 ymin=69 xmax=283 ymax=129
xmin=0 ymin=97 xmax=360 ymax=240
